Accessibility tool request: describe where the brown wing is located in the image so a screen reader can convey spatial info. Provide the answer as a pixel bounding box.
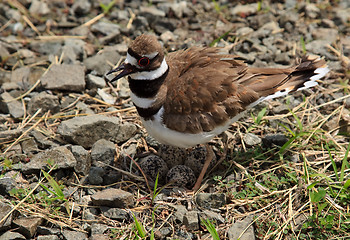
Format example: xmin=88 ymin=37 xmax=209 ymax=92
xmin=162 ymin=47 xmax=259 ymax=134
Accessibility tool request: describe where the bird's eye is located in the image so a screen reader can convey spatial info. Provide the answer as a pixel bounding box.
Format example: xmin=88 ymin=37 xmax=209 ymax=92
xmin=138 ymin=57 xmax=150 ymax=67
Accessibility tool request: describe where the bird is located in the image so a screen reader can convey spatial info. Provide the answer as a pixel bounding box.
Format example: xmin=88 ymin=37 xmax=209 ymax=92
xmin=106 ymin=34 xmax=329 ymax=191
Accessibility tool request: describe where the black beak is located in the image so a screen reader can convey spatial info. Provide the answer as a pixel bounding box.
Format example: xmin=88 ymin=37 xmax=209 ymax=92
xmin=106 ymin=63 xmax=134 ymax=82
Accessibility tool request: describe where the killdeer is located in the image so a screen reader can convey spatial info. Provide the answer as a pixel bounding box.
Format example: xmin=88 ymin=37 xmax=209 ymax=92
xmin=106 ymin=34 xmax=329 ymax=191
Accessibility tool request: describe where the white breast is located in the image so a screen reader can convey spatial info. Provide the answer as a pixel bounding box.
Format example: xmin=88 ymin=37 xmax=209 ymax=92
xmin=141 ymin=107 xmax=246 ymax=148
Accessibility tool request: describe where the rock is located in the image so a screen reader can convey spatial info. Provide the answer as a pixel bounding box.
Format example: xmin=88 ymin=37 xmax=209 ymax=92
xmin=166 ymin=165 xmax=196 ymax=188
xmin=29 ymin=0 xmax=50 ymax=15
xmin=70 ymin=145 xmax=91 ymax=175
xmin=274 ymin=52 xmax=290 ymax=65
xmin=140 ymin=6 xmax=166 ymax=17
xmin=0 ymin=176 xmax=17 ymax=195
xmin=31 ymin=130 xmax=58 ymax=149
xmin=88 ymin=167 xmax=105 ymax=185
xmin=112 ymin=122 xmax=137 ymax=143
xmin=200 ymin=209 xmax=225 ymax=224
xmin=0 ymin=202 xmax=13 ymax=231
xmin=173 ymin=205 xmax=187 ymax=224
xmin=262 ymin=134 xmax=289 ymax=148
xmin=84 ymin=50 xmax=120 ymax=76
xmin=36 ymin=226 xmax=61 ymax=235
xmin=303 ymin=3 xmax=320 ymax=19
xmin=91 ymin=139 xmax=116 ymax=166
xmin=0 ymin=92 xmax=24 ymax=118
xmin=185 ymin=145 xmax=216 ymax=176
xmin=13 ymin=217 xmax=43 ymax=238
xmin=76 ymin=101 xmax=95 ymax=115
xmin=0 ymin=231 xmax=26 ymax=240
xmin=20 ymin=146 xmax=77 ymax=174
xmin=231 ymin=3 xmax=258 ymax=16
xmin=20 ymin=137 xmax=38 ymax=154
xmin=101 ymin=207 xmax=130 ymax=221
xmin=62 ymin=230 xmax=88 ymax=240
xmin=90 ymin=223 xmax=110 ymax=235
xmin=0 ymin=129 xmax=22 ymax=143
xmin=227 ymin=215 xmax=255 ymax=240
xmin=236 ymin=27 xmax=254 ymax=36
xmin=27 ymin=92 xmax=60 ymax=115
xmin=10 ymin=67 xmax=30 ymax=83
xmin=138 ymin=154 xmax=168 ymax=182
xmin=87 ymin=74 xmax=106 ymax=89
xmin=196 ymin=193 xmax=226 ymax=209
xmin=62 ymin=39 xmax=87 ymax=64
xmin=91 ymin=21 xmax=120 ymax=36
xmin=91 ymin=188 xmax=134 ymax=208
xmin=183 ymin=211 xmax=199 ymax=231
xmin=89 ymin=234 xmax=109 ymax=240
xmin=158 ymin=145 xmax=186 ymax=169
xmin=71 ymin=0 xmax=91 ymax=16
xmin=37 ymin=235 xmax=60 ymax=240
xmin=29 ymin=41 xmax=62 ymax=56
xmin=243 ymin=133 xmax=262 ymax=146
xmin=160 ymin=31 xmax=175 ymax=43
xmin=312 ymin=28 xmax=338 ymax=43
xmin=57 ymin=115 xmax=120 ymax=149
xmin=40 ymin=64 xmax=85 ymax=91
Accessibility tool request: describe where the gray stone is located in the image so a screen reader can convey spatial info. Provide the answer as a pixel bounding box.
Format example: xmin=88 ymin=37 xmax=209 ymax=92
xmin=91 ymin=21 xmax=120 ymax=36
xmin=183 ymin=211 xmax=199 ymax=231
xmin=10 ymin=67 xmax=30 ymax=83
xmin=0 ymin=129 xmax=22 ymax=143
xmin=89 ymin=234 xmax=109 ymax=240
xmin=101 ymin=207 xmax=130 ymax=221
xmin=37 ymin=235 xmax=60 ymax=240
xmin=88 ymin=167 xmax=105 ymax=185
xmin=236 ymin=27 xmax=254 ymax=36
xmin=20 ymin=137 xmax=38 ymax=154
xmin=36 ymin=226 xmax=61 ymax=235
xmin=173 ymin=205 xmax=187 ymax=224
xmin=71 ymin=0 xmax=91 ymax=15
xmin=227 ymin=215 xmax=255 ymax=240
xmin=91 ymin=188 xmax=134 ymax=208
xmin=90 ymin=223 xmax=110 ymax=235
xmin=0 ymin=202 xmax=13 ymax=231
xmin=87 ymin=74 xmax=106 ymax=89
xmin=41 ymin=64 xmax=85 ymax=91
xmin=20 ymin=146 xmax=77 ymax=174
xmin=0 ymin=231 xmax=26 ymax=240
xmin=0 ymin=92 xmax=24 ymax=118
xmin=200 ymin=209 xmax=225 ymax=224
xmin=29 ymin=41 xmax=62 ymax=56
xmin=27 ymin=92 xmax=60 ymax=116
xmin=196 ymin=193 xmax=226 ymax=209
xmin=160 ymin=31 xmax=175 ymax=43
xmin=13 ymin=217 xmax=43 ymax=238
xmin=57 ymin=115 xmax=120 ymax=149
xmin=29 ymin=0 xmax=50 ymax=15
xmin=62 ymin=230 xmax=88 ymax=240
xmin=167 ymin=165 xmax=195 ymax=188
xmin=243 ymin=133 xmax=262 ymax=146
xmin=312 ymin=28 xmax=338 ymax=43
xmin=62 ymin=39 xmax=87 ymax=64
xmin=231 ymin=3 xmax=258 ymax=16
xmin=334 ymin=9 xmax=350 ymax=25
xmin=0 ymin=177 xmax=16 ymax=195
xmin=70 ymin=145 xmax=91 ymax=175
xmin=274 ymin=52 xmax=290 ymax=65
xmin=303 ymin=3 xmax=320 ymax=19
xmin=91 ymin=139 xmax=116 ymax=165
xmin=31 ymin=130 xmax=58 ymax=149
xmin=75 ymin=101 xmax=95 ymax=115
xmin=140 ymin=6 xmax=166 ymax=17
xmin=1 ymin=82 xmax=21 ymax=91
xmin=138 ymin=154 xmax=168 ymax=182
xmin=84 ymin=51 xmax=120 ymax=76
xmin=113 ymin=122 xmax=137 ymax=143
xmin=262 ymin=134 xmax=289 ymax=148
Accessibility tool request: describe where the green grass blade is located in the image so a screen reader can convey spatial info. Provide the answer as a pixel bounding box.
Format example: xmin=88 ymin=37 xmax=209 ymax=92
xmin=201 ymin=218 xmax=220 ymax=240
xmin=133 ymin=214 xmax=146 ymax=238
xmin=256 ymin=107 xmax=267 ymax=125
xmin=300 ymin=36 xmax=306 ymax=54
xmin=210 ymin=31 xmax=230 ymax=47
xmin=41 ymin=169 xmax=65 ymax=199
xmin=278 ymin=122 xmax=295 ymax=137
xmin=340 ymin=142 xmax=350 ymax=182
xmin=289 ymin=110 xmax=303 ymax=132
xmin=325 ymin=142 xmax=338 ymax=181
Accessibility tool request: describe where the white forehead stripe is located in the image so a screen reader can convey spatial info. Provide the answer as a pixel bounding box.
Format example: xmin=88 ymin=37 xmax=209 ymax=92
xmin=125 ymin=53 xmax=138 ymax=66
xmin=144 ymin=52 xmax=159 ymax=59
xmin=130 ymin=58 xmax=168 ymax=80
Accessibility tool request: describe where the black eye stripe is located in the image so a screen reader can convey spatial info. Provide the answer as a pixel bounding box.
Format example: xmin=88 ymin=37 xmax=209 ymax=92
xmin=127 ymin=48 xmax=159 ymax=64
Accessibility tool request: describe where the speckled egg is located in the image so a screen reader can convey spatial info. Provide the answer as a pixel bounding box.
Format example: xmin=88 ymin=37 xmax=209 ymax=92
xmin=184 ymin=145 xmax=217 ymax=176
xmin=158 ymin=144 xmax=187 ymax=169
xmin=167 ymin=165 xmax=196 ymax=188
xmin=138 ymin=154 xmax=168 ymax=182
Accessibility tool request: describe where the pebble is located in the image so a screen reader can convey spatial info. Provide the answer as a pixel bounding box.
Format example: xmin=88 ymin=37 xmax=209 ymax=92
xmin=227 ymin=215 xmax=255 ymax=240
xmin=0 ymin=231 xmax=26 ymax=240
xmin=41 ymin=64 xmax=86 ymax=91
xmin=27 ymin=91 xmax=60 ymax=115
xmin=20 ymin=146 xmax=77 ymax=174
xmin=183 ymin=211 xmax=199 ymax=231
xmin=0 ymin=92 xmax=24 ymax=118
xmin=13 ymin=217 xmax=43 ymax=238
xmin=37 ymin=235 xmax=60 ymax=240
xmin=57 ymin=115 xmax=120 ymax=149
xmin=88 ymin=167 xmax=105 ymax=185
xmin=90 ymin=139 xmax=116 ymax=166
xmin=84 ymin=50 xmax=120 ymax=76
xmin=196 ymin=193 xmax=226 ymax=209
xmin=113 ymin=122 xmax=138 ymax=143
xmin=61 ymin=230 xmax=88 ymax=240
xmin=262 ymin=134 xmax=289 ymax=148
xmin=91 ymin=188 xmax=134 ymax=208
xmin=87 ymin=74 xmax=106 ymax=89
xmin=101 ymin=207 xmax=130 ymax=221
xmin=231 ymin=3 xmax=258 ymax=16
xmin=0 ymin=128 xmax=23 ymax=143
xmin=0 ymin=202 xmax=14 ymax=231
xmin=71 ymin=0 xmax=91 ymax=16
xmin=243 ymin=133 xmax=262 ymax=146
xmin=70 ymin=145 xmax=91 ymax=175
xmin=29 ymin=0 xmax=50 ymax=15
